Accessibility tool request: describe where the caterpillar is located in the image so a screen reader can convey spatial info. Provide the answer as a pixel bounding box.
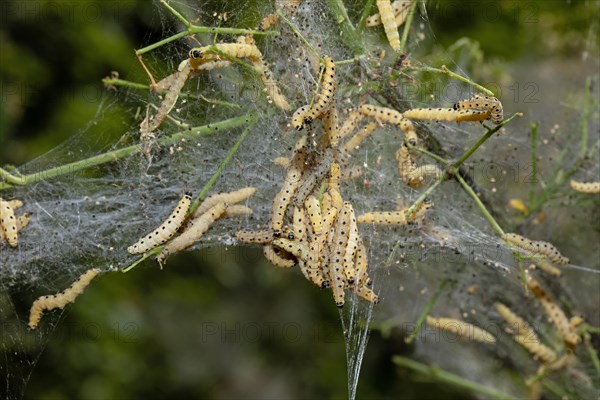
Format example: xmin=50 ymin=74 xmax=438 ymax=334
xmin=292 ymin=206 xmax=308 ymax=242
xmin=342 ymin=203 xmax=359 ymax=284
xmin=403 ymin=107 xmax=491 ymax=123
xmin=357 ymin=210 xmax=407 ymax=225
xmin=454 ymin=94 xmax=503 ymax=124
xmin=354 ymin=241 xmax=370 ymax=288
xmin=235 ymin=229 xmax=274 ymax=244
xmin=570 ymin=180 xmax=600 ymax=194
xmin=527 ymin=276 xmax=580 ymax=348
xmin=502 ymin=233 xmax=569 ymax=265
xmin=127 ymin=192 xmax=192 ymax=255
xmin=304 ymin=196 xmax=323 ymax=236
xmin=28 ymin=268 xmax=101 ymax=330
xmin=303 ymin=56 xmax=337 ymax=124
xmin=193 ymin=187 xmax=256 ymax=218
xmin=406 ymin=164 xmax=444 ymax=187
xmin=328 ymin=202 xmax=353 ymax=307
xmin=272 ymin=162 xmax=303 ymax=235
xmin=512 ymin=334 xmax=557 ymax=364
xmin=343 ymin=121 xmax=379 ymax=153
xmin=495 ymin=303 xmax=539 ymax=339
xmin=0 ymin=212 xmax=31 ymax=245
xmin=263 ymin=244 xmax=295 ymax=268
xmin=366 ymin=1 xmax=413 ymax=27
xmin=376 ymin=0 xmax=401 ymax=51
xmin=426 ymin=316 xmax=497 ymax=344
xmin=7 ymin=199 xmax=23 ymax=209
xmin=140 ymin=62 xmax=192 ymax=137
xmin=531 ymin=260 xmax=561 ymax=277
xmin=157 ymin=202 xmax=228 ymax=265
xmin=407 ymin=198 xmax=433 ymax=223
xmin=292 ymin=106 xmax=310 ymax=131
xmin=359 ymin=104 xmax=404 ymax=125
xmin=0 ymin=198 xmax=18 ymax=247
xmin=496 ymin=303 xmax=558 ymax=364
xmin=338 ymin=109 xmax=364 ymax=141
xmin=224 ymin=205 xmax=253 ymax=217
xmin=272 ymin=237 xmax=308 ymax=261
xmin=324 ymin=106 xmax=340 ymax=146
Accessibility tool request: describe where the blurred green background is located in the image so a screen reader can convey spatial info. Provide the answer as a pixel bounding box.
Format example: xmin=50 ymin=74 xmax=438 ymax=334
xmin=1 ymin=1 xmax=598 ymax=399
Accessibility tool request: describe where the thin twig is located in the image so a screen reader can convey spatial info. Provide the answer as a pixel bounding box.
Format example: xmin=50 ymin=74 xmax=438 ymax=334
xmin=405 ymin=278 xmax=448 ymax=344
xmin=455 ymin=173 xmax=504 ymax=236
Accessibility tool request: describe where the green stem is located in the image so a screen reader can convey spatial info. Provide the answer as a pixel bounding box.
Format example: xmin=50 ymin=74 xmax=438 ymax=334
xmin=123 ymin=121 xmax=254 ymax=273
xmin=453 ymin=112 xmax=521 ymax=168
xmin=408 ymin=144 xmax=450 ymax=165
xmin=326 ymin=0 xmax=364 ymax=56
xmin=404 ymin=177 xmax=443 ymax=219
xmin=405 ymin=65 xmax=495 ymax=97
xmin=276 ymin=11 xmax=320 ymax=59
xmin=136 ymin=27 xmax=273 ymax=56
xmin=392 ymin=356 xmax=519 ymax=400
xmin=405 ymin=279 xmax=448 ymax=344
xmin=102 ymin=78 xmax=151 ymax=90
xmin=0 ymin=168 xmax=25 ymax=186
xmin=529 ymin=121 xmax=539 ymax=207
xmin=160 ymin=0 xmax=191 ymax=27
xmin=0 ymin=114 xmax=253 ymax=190
xmin=579 ymin=77 xmax=591 ymax=159
xmin=455 ymin=173 xmax=504 ymax=236
xmin=398 ymin=0 xmax=419 ymax=53
xmin=584 ymin=333 xmax=600 ymax=379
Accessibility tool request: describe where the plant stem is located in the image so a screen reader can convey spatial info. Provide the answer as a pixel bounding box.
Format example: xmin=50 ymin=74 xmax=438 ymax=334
xmin=326 ymin=0 xmax=364 ymax=56
xmin=405 ymin=279 xmax=448 ymax=344
xmin=455 ymin=173 xmax=505 ymax=236
xmin=399 ymin=0 xmax=419 ymax=53
xmin=579 ymin=77 xmax=591 ymax=159
xmin=123 ymin=121 xmax=254 ymax=273
xmin=102 ymin=78 xmax=151 ymax=90
xmin=453 ymin=112 xmax=521 ymax=168
xmin=392 ymin=356 xmax=519 ymax=400
xmin=136 ymin=26 xmax=274 ymax=56
xmin=529 ymin=121 xmax=539 ymax=207
xmin=404 ymin=177 xmax=444 ymax=219
xmin=0 ymin=114 xmax=253 ymax=190
xmin=408 ymin=144 xmax=450 ymax=165
xmin=405 ymin=65 xmax=495 ymax=97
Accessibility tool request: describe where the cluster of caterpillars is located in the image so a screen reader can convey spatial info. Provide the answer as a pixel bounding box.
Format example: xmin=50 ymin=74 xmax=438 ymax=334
xmin=127 ymin=187 xmax=257 ymax=267
xmin=495 ymin=274 xmax=583 ymax=375
xmin=0 ymin=197 xmax=31 ymax=247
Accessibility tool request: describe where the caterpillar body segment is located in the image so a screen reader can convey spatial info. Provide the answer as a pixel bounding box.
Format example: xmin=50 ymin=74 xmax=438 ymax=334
xmin=224 ymin=205 xmax=253 ymax=217
xmin=28 ymin=268 xmax=101 ymax=330
xmin=526 ymin=276 xmax=580 ymax=348
xmin=328 ymin=202 xmax=353 ymax=307
xmin=157 ymin=202 xmax=227 ymax=265
xmin=512 ymin=334 xmax=557 ymax=364
xmin=376 ymin=0 xmax=401 ymax=51
xmin=341 ymin=203 xmax=359 ymax=285
xmin=304 ymin=196 xmax=323 ymax=236
xmin=403 ymin=107 xmax=491 ymax=123
xmin=0 ymin=198 xmax=18 ymax=247
xmin=292 ymin=106 xmax=310 ymax=130
xmin=343 ymin=122 xmax=379 ymax=153
xmin=570 ymin=180 xmax=600 ymax=194
xmin=304 ymin=56 xmax=337 ymax=125
xmin=235 ymin=229 xmax=274 ymax=244
xmin=263 ymin=244 xmax=295 ymax=268
xmin=127 ymin=192 xmax=193 ymax=255
xmin=366 ymin=1 xmax=413 ymax=27
xmin=357 ymin=210 xmax=407 ymax=225
xmin=193 ymin=187 xmax=256 ymax=218
xmin=426 ymin=316 xmax=497 ymax=344
xmin=495 ymin=303 xmax=538 ymax=339
xmin=502 ymin=233 xmax=569 ymax=265
xmin=272 ymin=163 xmax=303 ymax=235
